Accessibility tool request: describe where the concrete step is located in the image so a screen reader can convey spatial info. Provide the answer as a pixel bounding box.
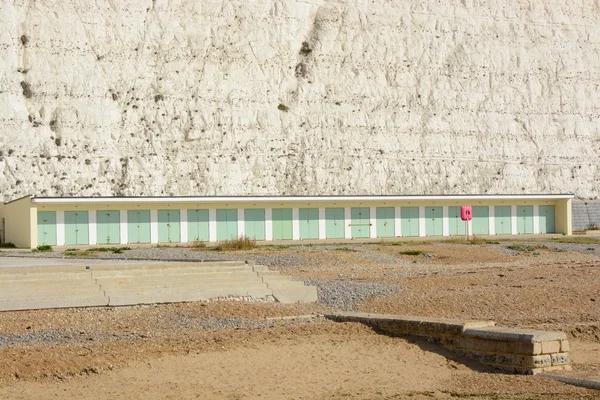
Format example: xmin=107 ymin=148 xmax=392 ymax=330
xmin=0 ymin=273 xmax=93 ymax=282
xmin=96 ymin=279 xmax=264 ymax=290
xmin=0 ymin=266 xmax=90 ymax=275
xmin=0 ymin=296 xmax=109 ymax=311
xmin=103 ymin=282 xmax=270 ymax=294
xmin=90 ymin=266 xmax=251 ymax=277
xmin=0 ymin=292 xmax=107 ymax=302
xmin=0 ymin=286 xmax=103 ymax=296
xmin=93 ymin=271 xmax=258 ymax=283
xmin=108 ymin=287 xmax=273 ymax=306
xmin=89 ymin=261 xmax=249 ymax=272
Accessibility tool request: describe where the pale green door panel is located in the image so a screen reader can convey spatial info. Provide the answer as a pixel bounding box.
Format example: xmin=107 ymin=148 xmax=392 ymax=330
xmin=188 ymin=209 xmax=209 ymax=242
xmin=127 ymin=210 xmax=151 ymax=244
xmin=216 ymin=209 xmax=238 ymax=241
xmin=245 ymin=209 xmax=266 ymax=240
xmin=472 ymin=206 xmax=489 ymax=235
xmin=351 ymin=207 xmax=370 ymax=238
xmin=494 ymin=206 xmax=512 ymax=235
xmin=517 ymin=206 xmax=534 ymax=234
xmin=158 ymin=210 xmax=180 ymax=243
xmin=376 ymin=207 xmax=395 ymax=238
xmin=539 ymin=205 xmax=556 ymax=234
xmin=65 ymin=211 xmax=89 ymax=245
xmin=37 ymin=211 xmax=57 ymax=246
xmin=272 ymin=208 xmax=293 ymax=240
xmin=448 ymin=206 xmax=466 ymax=236
xmin=96 ymin=210 xmax=120 ymax=244
xmin=299 ymin=208 xmax=319 ymax=239
xmin=401 ymin=207 xmax=419 ymax=237
xmin=425 ymin=207 xmax=442 ymax=236
xmin=325 ymin=208 xmax=345 ymax=239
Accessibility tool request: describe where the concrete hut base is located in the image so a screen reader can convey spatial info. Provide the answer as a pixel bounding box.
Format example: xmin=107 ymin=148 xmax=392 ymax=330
xmin=326 ymin=312 xmax=570 ymax=375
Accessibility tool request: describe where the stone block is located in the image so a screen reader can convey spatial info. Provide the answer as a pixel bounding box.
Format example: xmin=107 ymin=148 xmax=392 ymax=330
xmin=496 ymin=353 xmax=516 ymax=366
xmin=541 ymin=340 xmax=561 ymax=354
xmin=550 ymin=352 xmax=569 ymax=366
xmin=527 ymin=355 xmax=552 ymax=368
xmin=560 ymin=340 xmax=570 ymax=352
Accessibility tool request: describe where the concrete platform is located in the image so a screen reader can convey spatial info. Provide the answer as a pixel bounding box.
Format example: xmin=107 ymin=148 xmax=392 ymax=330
xmin=0 ymin=258 xmax=317 ymax=311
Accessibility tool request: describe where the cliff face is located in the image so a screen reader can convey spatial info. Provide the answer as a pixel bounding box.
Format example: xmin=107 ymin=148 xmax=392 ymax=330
xmin=1 ymin=0 xmax=599 ymax=200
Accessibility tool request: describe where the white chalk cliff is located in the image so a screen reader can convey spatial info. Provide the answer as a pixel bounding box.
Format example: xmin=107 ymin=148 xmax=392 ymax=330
xmin=1 ymin=0 xmax=599 ymax=200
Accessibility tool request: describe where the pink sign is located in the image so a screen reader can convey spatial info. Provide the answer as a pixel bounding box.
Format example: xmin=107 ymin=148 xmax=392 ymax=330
xmin=461 ymin=206 xmax=472 ymax=221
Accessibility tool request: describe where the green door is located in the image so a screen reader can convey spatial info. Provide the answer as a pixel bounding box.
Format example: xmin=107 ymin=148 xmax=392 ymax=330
xmin=64 ymin=211 xmax=89 ymax=245
xmin=472 ymin=206 xmax=489 ymax=235
xmin=299 ymin=208 xmax=319 ymax=239
xmin=127 ymin=210 xmax=151 ymax=244
xmin=188 ymin=209 xmax=209 ymax=242
xmin=158 ymin=210 xmax=180 ymax=243
xmin=425 ymin=207 xmax=442 ymax=236
xmin=494 ymin=206 xmax=512 ymax=235
xmin=96 ymin=210 xmax=120 ymax=244
xmin=272 ymin=208 xmax=293 ymax=240
xmin=401 ymin=207 xmax=419 ymax=237
xmin=245 ymin=209 xmax=266 ymax=240
xmin=448 ymin=206 xmax=465 ymax=236
xmin=539 ymin=205 xmax=556 ymax=234
xmin=351 ymin=207 xmax=370 ymax=238
xmin=37 ymin=211 xmax=57 ymax=246
xmin=517 ymin=206 xmax=534 ymax=234
xmin=325 ymin=208 xmax=345 ymax=238
xmin=216 ymin=209 xmax=238 ymax=241
xmin=376 ymin=207 xmax=395 ymax=238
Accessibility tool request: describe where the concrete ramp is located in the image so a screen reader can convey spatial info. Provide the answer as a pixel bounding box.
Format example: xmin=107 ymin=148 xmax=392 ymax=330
xmin=0 ymin=261 xmax=317 ymax=311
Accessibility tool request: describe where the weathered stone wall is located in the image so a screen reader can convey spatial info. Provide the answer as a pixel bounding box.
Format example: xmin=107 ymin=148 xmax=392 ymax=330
xmin=1 ymin=1 xmax=599 ymax=200
xmin=327 ymin=312 xmax=571 ymax=375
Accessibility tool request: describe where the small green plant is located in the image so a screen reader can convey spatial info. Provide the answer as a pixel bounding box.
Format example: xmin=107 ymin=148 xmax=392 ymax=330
xmin=187 ymin=240 xmax=207 ymax=249
xmin=277 ymin=103 xmax=289 ymax=112
xmin=86 ymin=247 xmax=131 ymax=254
xmin=214 ymin=235 xmax=257 ymax=251
xmin=0 ymin=242 xmax=16 ymax=248
xmin=587 ymin=247 xmax=595 ymax=251
xmin=506 ymin=245 xmax=535 ymax=252
xmin=484 ymin=240 xmax=500 ymax=245
xmin=35 ymin=245 xmax=52 ymax=252
xmin=399 ymin=250 xmax=422 ymax=256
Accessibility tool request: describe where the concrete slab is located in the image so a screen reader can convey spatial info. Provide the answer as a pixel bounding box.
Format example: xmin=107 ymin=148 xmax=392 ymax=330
xmin=463 ymin=326 xmax=567 ymax=342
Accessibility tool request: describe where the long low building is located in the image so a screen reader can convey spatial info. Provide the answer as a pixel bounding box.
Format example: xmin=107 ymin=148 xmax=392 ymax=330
xmin=0 ymin=194 xmax=573 ymax=248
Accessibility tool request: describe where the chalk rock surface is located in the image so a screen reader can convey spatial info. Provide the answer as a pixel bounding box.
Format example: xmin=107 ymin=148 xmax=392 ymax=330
xmin=1 ymin=0 xmax=599 ymax=200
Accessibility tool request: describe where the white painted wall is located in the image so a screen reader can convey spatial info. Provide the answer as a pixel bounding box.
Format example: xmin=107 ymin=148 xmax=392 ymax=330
xmin=265 ymin=208 xmax=273 ymax=241
xmin=88 ymin=210 xmax=97 ymax=245
xmin=150 ymin=209 xmax=158 ymax=243
xmin=180 ymin=209 xmax=188 ymax=243
xmin=318 ymin=208 xmax=326 ymax=240
xmin=418 ymin=206 xmax=426 ymax=237
xmin=209 ymin=209 xmax=217 ymax=242
xmin=292 ymin=208 xmax=300 ymax=240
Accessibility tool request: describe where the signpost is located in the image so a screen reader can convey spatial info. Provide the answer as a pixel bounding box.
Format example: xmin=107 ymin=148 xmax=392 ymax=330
xmin=461 ymin=205 xmax=472 ymax=240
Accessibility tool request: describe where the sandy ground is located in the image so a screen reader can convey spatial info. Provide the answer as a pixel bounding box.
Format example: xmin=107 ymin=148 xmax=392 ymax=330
xmin=0 ymin=240 xmax=599 ymax=399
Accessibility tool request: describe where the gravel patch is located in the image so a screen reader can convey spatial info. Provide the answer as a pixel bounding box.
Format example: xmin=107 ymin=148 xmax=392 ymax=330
xmin=304 ymin=279 xmax=398 ymax=311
